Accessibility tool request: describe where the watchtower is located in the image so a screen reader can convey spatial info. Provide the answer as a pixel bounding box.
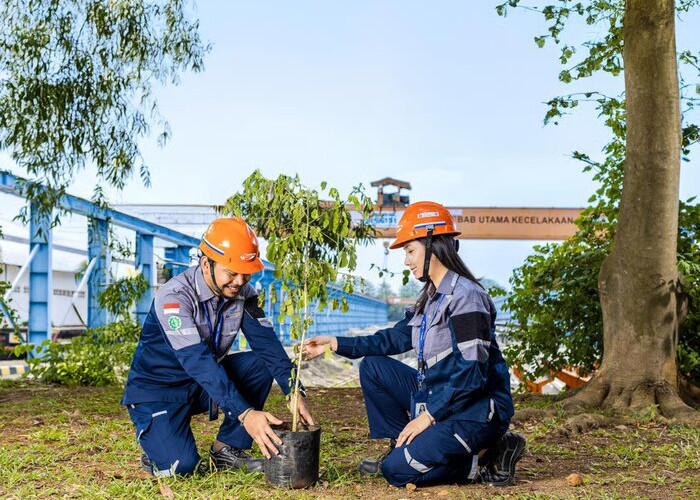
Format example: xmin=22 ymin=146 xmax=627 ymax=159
xmin=370 ymin=178 xmax=411 ymax=208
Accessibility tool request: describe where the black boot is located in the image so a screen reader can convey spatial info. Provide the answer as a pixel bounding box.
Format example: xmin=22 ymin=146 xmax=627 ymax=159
xmin=478 ymin=432 xmax=526 ymax=486
xmin=140 ymin=453 xmax=152 ymax=473
xmin=209 ymin=445 xmax=264 ymax=473
xmin=358 ymin=438 xmax=396 ymax=476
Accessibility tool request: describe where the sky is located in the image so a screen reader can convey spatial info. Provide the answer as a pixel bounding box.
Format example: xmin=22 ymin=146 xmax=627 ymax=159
xmin=2 ymin=1 xmax=699 ymax=292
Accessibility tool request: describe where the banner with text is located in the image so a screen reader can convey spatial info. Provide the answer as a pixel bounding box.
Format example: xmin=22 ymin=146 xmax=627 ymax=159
xmin=352 ymin=207 xmax=583 ymax=240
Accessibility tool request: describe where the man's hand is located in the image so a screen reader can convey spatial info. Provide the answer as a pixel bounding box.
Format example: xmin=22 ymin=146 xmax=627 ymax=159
xmin=289 ymin=393 xmax=316 ymax=426
xmin=299 ymin=335 xmax=337 ymax=360
xmin=241 ymin=410 xmax=283 ymax=459
xmin=396 ymin=412 xmax=433 ymax=447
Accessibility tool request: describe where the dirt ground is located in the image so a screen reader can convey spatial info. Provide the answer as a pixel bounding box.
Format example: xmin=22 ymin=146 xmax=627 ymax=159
xmin=0 ymin=383 xmax=698 ymax=499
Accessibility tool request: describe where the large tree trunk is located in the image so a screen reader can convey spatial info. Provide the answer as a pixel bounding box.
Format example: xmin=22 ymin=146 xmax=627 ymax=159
xmin=565 ymin=0 xmax=697 ymax=421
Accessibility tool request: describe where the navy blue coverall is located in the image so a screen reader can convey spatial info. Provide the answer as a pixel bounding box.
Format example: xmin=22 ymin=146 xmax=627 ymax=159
xmin=121 ymin=265 xmax=297 ymax=476
xmin=334 ymin=270 xmax=514 ymax=486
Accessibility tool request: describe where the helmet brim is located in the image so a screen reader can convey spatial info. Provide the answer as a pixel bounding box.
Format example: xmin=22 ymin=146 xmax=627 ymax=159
xmin=228 ymin=258 xmax=265 ymax=275
xmin=389 ymin=230 xmax=461 ymax=250
xmin=200 ymin=243 xmax=265 ymax=274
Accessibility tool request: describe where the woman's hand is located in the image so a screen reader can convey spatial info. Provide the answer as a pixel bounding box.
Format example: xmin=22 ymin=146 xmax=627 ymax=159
xmin=298 ymin=336 xmax=337 ymax=360
xmin=396 ymin=412 xmax=434 ymax=447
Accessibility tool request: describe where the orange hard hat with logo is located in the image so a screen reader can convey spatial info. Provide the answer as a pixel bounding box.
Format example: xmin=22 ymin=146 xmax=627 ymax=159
xmin=200 ymin=218 xmax=264 ymax=274
xmin=389 ymin=201 xmax=460 ymax=249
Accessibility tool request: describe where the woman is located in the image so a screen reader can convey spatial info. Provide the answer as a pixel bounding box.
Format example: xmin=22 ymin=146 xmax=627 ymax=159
xmin=302 ymin=201 xmax=525 ymax=487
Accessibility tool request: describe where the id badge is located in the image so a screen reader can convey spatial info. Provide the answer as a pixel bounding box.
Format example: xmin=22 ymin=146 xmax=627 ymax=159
xmin=410 ymin=391 xmax=429 ymax=420
xmin=208 ymin=397 xmax=219 ymax=421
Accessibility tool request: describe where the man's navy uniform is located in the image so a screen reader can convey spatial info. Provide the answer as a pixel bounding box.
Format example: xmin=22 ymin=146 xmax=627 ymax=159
xmin=122 ymin=265 xmax=296 ymax=476
xmin=334 ymin=270 xmax=515 ymax=486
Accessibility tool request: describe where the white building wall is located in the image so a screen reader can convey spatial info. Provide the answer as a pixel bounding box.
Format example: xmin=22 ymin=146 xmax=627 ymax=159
xmin=1 ymin=263 xmax=87 ymax=328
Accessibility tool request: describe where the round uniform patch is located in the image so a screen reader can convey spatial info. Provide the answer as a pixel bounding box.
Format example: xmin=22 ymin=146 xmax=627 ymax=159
xmin=168 ymin=316 xmax=182 ymax=330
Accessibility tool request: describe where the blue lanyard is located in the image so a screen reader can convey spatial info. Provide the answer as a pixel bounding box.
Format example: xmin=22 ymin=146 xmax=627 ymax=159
xmin=417 ymin=294 xmax=445 ymax=387
xmin=201 ymin=300 xmax=225 ymax=355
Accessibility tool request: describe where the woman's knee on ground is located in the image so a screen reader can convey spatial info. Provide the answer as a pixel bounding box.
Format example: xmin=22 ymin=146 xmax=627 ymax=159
xmin=380 ymin=448 xmax=421 ymax=487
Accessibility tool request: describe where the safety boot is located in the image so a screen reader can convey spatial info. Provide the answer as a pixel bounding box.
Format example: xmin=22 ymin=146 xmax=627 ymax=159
xmin=358 ymin=438 xmax=396 ymax=476
xmin=209 ymin=444 xmax=264 ymax=473
xmin=478 ymin=432 xmax=526 ymax=486
xmin=140 ymin=452 xmax=152 ymax=473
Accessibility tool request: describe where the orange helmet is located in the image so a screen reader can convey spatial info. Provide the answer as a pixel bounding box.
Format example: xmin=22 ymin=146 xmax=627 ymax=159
xmin=200 ymin=218 xmax=264 ymax=274
xmin=389 ymin=201 xmax=460 ymax=249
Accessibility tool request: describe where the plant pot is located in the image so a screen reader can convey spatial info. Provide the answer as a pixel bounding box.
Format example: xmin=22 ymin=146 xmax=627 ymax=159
xmin=264 ymin=423 xmax=321 ymax=488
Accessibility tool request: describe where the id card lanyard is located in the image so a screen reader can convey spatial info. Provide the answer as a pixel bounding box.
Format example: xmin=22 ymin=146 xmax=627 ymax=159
xmin=417 ymin=293 xmax=445 ymax=389
xmin=202 ymin=300 xmax=226 ymax=421
xmin=201 ymin=300 xmax=225 ymax=356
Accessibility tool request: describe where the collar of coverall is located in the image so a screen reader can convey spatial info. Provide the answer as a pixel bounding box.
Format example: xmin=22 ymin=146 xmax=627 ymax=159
xmin=194 ymin=265 xmax=217 ymax=303
xmin=435 ymin=269 xmax=459 ymax=296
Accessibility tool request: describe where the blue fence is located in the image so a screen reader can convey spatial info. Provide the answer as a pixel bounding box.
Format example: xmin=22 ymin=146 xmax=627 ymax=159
xmin=245 ymin=270 xmax=388 ymax=347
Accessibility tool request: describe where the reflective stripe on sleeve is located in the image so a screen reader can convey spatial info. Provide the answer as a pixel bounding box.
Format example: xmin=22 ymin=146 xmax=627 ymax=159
xmin=457 ymin=338 xmax=491 ymax=362
xmin=426 ymin=347 xmax=453 ymax=368
xmin=165 ymin=327 xmax=201 ymax=350
xmin=257 ymin=317 xmax=273 ymax=328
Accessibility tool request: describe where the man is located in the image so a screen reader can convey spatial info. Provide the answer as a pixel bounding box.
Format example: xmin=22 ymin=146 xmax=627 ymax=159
xmin=122 ymin=217 xmax=314 ymax=477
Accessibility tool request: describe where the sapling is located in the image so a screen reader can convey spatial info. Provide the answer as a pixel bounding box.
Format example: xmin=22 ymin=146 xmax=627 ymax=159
xmin=225 ymin=170 xmax=375 ymax=430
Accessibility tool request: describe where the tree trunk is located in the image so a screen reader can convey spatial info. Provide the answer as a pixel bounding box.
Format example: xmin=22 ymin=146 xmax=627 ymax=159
xmin=565 ymin=0 xmax=697 ymax=422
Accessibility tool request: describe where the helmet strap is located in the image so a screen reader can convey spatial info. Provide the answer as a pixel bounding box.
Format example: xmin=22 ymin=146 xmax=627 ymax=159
xmin=419 ymin=226 xmax=434 ymax=283
xmin=207 ymin=258 xmax=225 ymax=297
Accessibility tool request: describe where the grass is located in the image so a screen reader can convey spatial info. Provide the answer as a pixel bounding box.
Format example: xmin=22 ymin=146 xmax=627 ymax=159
xmin=0 ymin=381 xmax=698 ymax=499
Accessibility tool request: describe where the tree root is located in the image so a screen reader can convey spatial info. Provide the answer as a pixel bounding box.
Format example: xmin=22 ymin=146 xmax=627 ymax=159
xmin=679 ymin=376 xmax=700 ymax=409
xmin=561 ymin=375 xmax=608 ymax=412
xmin=555 ymin=413 xmax=613 ymax=437
xmin=561 ymin=375 xmax=700 ymax=427
xmin=656 ymin=385 xmax=700 ymax=427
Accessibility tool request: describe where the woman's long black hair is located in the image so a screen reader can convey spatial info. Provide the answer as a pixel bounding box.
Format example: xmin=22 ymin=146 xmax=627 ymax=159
xmin=414 ymin=234 xmax=483 ymax=314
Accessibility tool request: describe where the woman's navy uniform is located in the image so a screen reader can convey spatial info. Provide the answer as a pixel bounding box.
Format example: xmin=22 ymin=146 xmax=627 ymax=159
xmin=335 ymin=270 xmax=514 ymax=486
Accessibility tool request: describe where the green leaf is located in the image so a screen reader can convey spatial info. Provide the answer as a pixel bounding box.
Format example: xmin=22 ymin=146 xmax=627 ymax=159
xmin=223 ymin=172 xmax=380 ymax=391
xmin=323 ymin=345 xmax=334 ymax=360
xmin=0 ymin=0 xmax=209 ymax=228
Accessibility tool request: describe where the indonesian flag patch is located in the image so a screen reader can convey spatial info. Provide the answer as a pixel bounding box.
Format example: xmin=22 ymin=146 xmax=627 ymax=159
xmin=163 ymin=303 xmax=180 ymax=315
